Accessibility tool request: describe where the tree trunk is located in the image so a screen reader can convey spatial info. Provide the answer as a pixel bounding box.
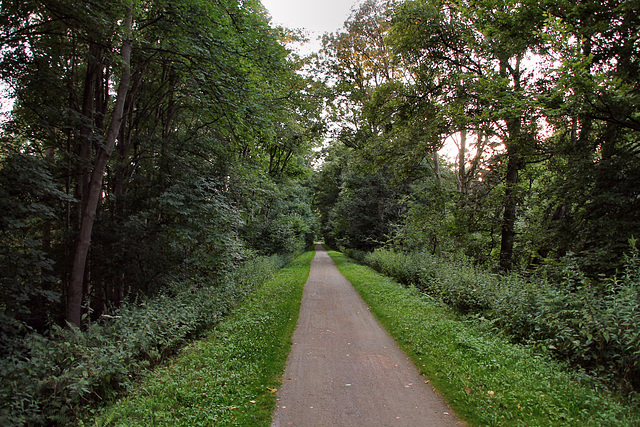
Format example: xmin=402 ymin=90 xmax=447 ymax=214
xmin=75 ymin=42 xmax=102 ymax=231
xmin=66 ymin=11 xmax=133 ymax=327
xmin=114 ymin=67 xmax=144 ymax=219
xmin=457 ymin=129 xmax=467 ymax=195
xmin=432 ymin=150 xmax=441 ymax=187
xmin=42 ymin=147 xmax=55 ymax=253
xmin=499 ymin=145 xmax=521 ymax=271
xmin=498 ymin=55 xmax=524 ymax=272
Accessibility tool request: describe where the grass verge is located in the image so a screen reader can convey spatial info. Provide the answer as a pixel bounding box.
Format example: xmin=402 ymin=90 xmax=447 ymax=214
xmin=90 ymin=250 xmax=314 ymax=427
xmin=327 ymin=250 xmax=640 ymax=426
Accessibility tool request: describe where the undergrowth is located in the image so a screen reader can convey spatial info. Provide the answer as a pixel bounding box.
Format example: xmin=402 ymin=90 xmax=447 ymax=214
xmin=362 ymin=246 xmax=640 ymax=396
xmin=90 ymin=250 xmax=314 ymax=426
xmin=329 ymin=250 xmax=640 ymax=426
xmin=0 ymin=253 xmax=295 ymax=426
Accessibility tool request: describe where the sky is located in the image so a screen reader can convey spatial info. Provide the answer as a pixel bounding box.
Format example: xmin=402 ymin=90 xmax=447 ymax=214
xmin=260 ymin=0 xmax=363 ymax=52
xmin=260 ymin=0 xmax=461 ymax=160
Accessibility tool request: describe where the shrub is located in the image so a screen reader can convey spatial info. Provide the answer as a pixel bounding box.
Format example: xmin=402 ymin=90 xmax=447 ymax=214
xmin=358 ymin=245 xmax=640 ymax=395
xmin=339 ymin=247 xmax=367 ymax=263
xmin=364 ymin=249 xmax=429 ymax=289
xmin=0 ymin=254 xmax=286 ymax=426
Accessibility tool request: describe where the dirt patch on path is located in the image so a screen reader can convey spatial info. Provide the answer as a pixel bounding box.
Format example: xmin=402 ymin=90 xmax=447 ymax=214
xmin=272 ymin=245 xmax=462 ymax=426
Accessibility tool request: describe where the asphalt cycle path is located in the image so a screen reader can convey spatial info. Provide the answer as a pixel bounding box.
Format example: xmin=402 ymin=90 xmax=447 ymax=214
xmin=272 ymin=244 xmax=462 ymax=426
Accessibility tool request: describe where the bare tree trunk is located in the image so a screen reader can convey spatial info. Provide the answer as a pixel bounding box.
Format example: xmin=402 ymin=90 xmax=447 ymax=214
xmin=432 ymin=151 xmax=441 ymax=187
xmin=499 ymin=145 xmax=521 ymax=271
xmin=66 ymin=11 xmax=133 ymax=327
xmin=457 ymin=129 xmax=467 ymax=195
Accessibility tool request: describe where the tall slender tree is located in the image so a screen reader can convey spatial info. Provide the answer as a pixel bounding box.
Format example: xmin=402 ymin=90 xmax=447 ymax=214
xmin=66 ymin=7 xmax=133 ymax=327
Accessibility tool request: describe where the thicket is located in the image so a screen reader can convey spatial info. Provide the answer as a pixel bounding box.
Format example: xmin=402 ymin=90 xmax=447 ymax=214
xmin=361 ymin=245 xmax=640 ymax=397
xmin=0 ymin=253 xmax=291 ymax=426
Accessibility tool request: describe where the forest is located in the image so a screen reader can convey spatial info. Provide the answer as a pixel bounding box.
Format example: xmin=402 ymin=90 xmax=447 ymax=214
xmin=1 ymin=0 xmax=639 ymax=424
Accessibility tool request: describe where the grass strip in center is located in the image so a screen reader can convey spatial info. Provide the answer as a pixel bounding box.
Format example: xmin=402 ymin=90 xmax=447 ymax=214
xmin=328 ymin=250 xmax=639 ymax=426
xmin=92 ymin=250 xmax=314 ymax=426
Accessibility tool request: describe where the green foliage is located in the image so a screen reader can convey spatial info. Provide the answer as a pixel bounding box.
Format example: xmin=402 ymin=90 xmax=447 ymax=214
xmin=0 ymin=150 xmax=67 ymax=319
xmin=362 ymin=245 xmax=640 ymax=395
xmin=328 ymin=170 xmax=404 ymax=250
xmin=330 ymin=250 xmax=640 ymax=426
xmin=0 ymin=254 xmax=288 ymax=425
xmin=242 ymin=181 xmax=317 ymax=256
xmin=92 ymin=250 xmax=314 ymax=426
xmin=1 ymin=0 xmax=323 ymax=421
xmin=0 ymin=152 xmax=69 ymax=424
xmin=313 ymin=143 xmax=407 ymax=251
xmin=0 ymin=0 xmax=323 ymax=317
xmin=321 ymin=0 xmax=640 ymax=274
xmin=311 ymin=143 xmax=350 ymax=249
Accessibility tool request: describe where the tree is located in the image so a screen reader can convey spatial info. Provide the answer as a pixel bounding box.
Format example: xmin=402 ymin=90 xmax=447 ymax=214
xmin=319 ymin=0 xmax=398 ymax=148
xmin=532 ymin=0 xmax=640 ymax=273
xmin=66 ymin=6 xmax=133 ymax=327
xmin=0 ymin=147 xmax=70 ymax=331
xmin=389 ymin=0 xmax=549 ymax=269
xmin=313 ymin=142 xmax=407 ymax=250
xmin=1 ymin=0 xmax=324 ymax=329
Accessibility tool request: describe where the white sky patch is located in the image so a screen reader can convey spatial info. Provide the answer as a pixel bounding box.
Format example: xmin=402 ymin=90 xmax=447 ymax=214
xmin=441 ymin=134 xmax=462 ymax=163
xmin=0 ymin=82 xmax=14 ymax=124
xmin=261 ymin=0 xmax=363 ymax=53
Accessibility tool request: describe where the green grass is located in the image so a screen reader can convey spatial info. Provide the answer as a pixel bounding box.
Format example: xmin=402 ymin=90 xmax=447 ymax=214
xmin=328 ymin=250 xmax=640 ymax=426
xmin=91 ymin=250 xmax=314 ymax=427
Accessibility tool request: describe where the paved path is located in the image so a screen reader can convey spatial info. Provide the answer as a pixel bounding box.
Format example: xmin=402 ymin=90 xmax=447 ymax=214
xmin=272 ymin=245 xmax=462 ymax=426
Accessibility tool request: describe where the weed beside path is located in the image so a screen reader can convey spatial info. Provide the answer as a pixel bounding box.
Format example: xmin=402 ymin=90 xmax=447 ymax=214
xmin=93 ymin=250 xmax=314 ymax=426
xmin=328 ymin=250 xmax=640 ymax=426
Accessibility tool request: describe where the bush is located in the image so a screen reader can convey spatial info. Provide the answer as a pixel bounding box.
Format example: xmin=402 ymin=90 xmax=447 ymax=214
xmin=358 ymin=246 xmax=640 ymax=395
xmin=0 ymin=254 xmax=287 ymax=426
xmin=364 ymin=249 xmax=430 ymax=289
xmin=339 ymin=247 xmax=367 ymax=263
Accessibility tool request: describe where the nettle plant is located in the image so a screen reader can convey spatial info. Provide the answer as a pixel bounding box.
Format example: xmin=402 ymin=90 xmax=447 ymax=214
xmin=362 ymin=242 xmax=640 ymax=394
xmin=0 ymin=255 xmax=286 ymax=425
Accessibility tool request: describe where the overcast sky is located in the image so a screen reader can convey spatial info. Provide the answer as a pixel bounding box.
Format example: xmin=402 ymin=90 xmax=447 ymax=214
xmin=261 ymin=0 xmax=363 ymax=52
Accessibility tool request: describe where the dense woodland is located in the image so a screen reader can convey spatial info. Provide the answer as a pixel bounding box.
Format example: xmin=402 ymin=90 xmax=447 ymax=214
xmin=1 ymin=0 xmax=639 ymax=424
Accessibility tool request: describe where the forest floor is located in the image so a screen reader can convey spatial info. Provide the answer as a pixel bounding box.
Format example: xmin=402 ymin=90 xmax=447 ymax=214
xmin=271 ymin=244 xmax=462 ymax=426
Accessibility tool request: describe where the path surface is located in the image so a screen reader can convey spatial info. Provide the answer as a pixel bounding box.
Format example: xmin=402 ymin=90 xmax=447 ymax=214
xmin=272 ymin=245 xmax=461 ymax=426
